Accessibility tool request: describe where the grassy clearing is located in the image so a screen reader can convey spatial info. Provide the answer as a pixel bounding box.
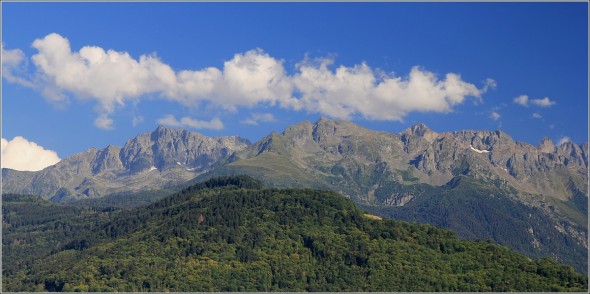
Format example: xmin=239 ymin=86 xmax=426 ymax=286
xmin=363 ymin=213 xmax=382 ymax=221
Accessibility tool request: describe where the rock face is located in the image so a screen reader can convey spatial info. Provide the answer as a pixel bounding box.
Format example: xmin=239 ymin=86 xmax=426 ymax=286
xmin=1 ymin=126 xmax=250 ymax=202
xmin=214 ymin=118 xmax=587 ymax=205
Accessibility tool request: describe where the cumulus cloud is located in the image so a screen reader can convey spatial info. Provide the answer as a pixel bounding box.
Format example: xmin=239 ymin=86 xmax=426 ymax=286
xmin=241 ymin=112 xmax=277 ymax=125
xmin=531 ymin=112 xmax=542 ymax=119
xmin=490 ymin=111 xmax=501 ymax=121
xmin=1 ymin=136 xmax=61 ymax=171
xmin=157 ymin=114 xmax=224 ymax=130
xmin=557 ymin=136 xmax=571 ymax=146
xmin=513 ymin=95 xmax=556 ymax=108
xmin=513 ymin=95 xmax=529 ymax=106
xmin=7 ymin=33 xmax=494 ymax=129
xmin=292 ymin=59 xmax=490 ymax=120
xmin=530 ymin=97 xmax=556 ymax=107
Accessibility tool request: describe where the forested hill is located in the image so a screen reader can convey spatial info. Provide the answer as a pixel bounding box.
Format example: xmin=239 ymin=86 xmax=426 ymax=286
xmin=2 ymin=176 xmax=588 ymax=292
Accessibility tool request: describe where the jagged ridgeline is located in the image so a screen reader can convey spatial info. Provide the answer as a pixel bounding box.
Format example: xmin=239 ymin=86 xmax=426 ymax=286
xmin=2 ymin=119 xmax=588 ymax=274
xmin=2 ymin=176 xmax=587 ymax=292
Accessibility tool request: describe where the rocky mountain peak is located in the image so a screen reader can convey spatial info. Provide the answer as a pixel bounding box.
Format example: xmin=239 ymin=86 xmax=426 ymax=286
xmin=538 ymin=137 xmax=555 ymax=153
xmin=91 ymin=145 xmax=123 ymax=174
xmin=401 ymin=124 xmax=438 ymax=148
xmin=404 ymin=123 xmax=432 ymax=137
xmin=155 ymin=124 xmax=168 ymax=132
xmin=282 ymin=121 xmax=314 ymax=144
xmin=315 ymin=116 xmax=332 ymax=124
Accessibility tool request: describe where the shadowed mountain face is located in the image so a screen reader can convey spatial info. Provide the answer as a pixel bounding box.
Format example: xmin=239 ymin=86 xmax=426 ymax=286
xmin=1 ymin=126 xmax=250 ymax=202
xmin=2 ymin=118 xmax=587 ymax=272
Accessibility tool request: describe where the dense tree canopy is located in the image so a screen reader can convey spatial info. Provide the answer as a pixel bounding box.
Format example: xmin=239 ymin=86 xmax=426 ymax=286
xmin=3 ymin=176 xmax=588 ymax=292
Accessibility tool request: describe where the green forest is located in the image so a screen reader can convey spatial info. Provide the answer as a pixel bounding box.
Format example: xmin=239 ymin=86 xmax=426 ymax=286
xmin=360 ymin=175 xmax=588 ymax=273
xmin=2 ymin=176 xmax=588 ymax=292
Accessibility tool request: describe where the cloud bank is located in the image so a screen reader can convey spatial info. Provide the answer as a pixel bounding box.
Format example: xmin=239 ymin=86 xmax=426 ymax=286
xmin=1 ymin=136 xmax=61 ymax=171
xmin=6 ymin=33 xmax=494 ymax=129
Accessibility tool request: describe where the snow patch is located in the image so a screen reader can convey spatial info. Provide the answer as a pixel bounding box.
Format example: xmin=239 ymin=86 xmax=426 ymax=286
xmin=149 ymin=166 xmax=157 ymax=171
xmin=176 ymin=161 xmax=183 ymax=165
xmin=186 ymin=167 xmax=197 ymax=171
xmin=470 ymin=145 xmax=490 ymax=154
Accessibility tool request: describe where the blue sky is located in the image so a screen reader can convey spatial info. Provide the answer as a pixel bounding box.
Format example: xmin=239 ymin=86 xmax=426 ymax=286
xmin=2 ymin=2 xmax=588 ymax=171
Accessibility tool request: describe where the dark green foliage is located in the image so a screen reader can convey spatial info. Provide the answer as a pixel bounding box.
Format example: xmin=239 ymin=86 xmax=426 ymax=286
xmin=2 ymin=176 xmax=588 ymax=292
xmin=361 ymin=176 xmax=588 ymax=274
xmin=2 ymin=194 xmax=118 ymax=290
xmin=71 ymin=189 xmax=174 ymax=209
xmin=187 ymin=174 xmax=267 ymax=190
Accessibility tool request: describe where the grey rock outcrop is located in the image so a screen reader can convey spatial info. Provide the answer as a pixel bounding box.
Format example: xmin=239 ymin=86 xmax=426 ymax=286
xmin=2 ymin=126 xmax=250 ymax=201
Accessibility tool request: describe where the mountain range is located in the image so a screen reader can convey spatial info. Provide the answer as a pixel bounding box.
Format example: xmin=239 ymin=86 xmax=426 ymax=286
xmin=2 ymin=118 xmax=587 ymax=272
xmin=2 ymin=126 xmax=249 ymax=202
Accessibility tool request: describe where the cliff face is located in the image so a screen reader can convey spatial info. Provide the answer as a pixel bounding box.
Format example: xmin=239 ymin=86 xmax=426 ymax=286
xmin=227 ymin=118 xmax=587 ymax=204
xmin=1 ymin=126 xmax=250 ymax=202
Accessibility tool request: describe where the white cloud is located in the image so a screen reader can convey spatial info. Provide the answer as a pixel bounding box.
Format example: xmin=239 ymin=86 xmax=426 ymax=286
xmin=292 ymin=60 xmax=489 ymax=121
xmin=1 ymin=43 xmax=34 ymax=87
xmin=481 ymin=78 xmax=497 ymax=93
xmin=513 ymin=95 xmax=529 ymax=106
xmin=2 ymin=43 xmax=25 ymax=67
xmin=157 ymin=115 xmax=224 ymax=130
xmin=1 ymin=136 xmax=61 ymax=171
xmin=95 ymin=114 xmax=115 ymax=130
xmin=513 ymin=95 xmax=556 ymax=108
xmin=132 ymin=115 xmax=144 ymax=127
xmin=531 ymin=112 xmax=542 ymax=119
xmin=490 ymin=111 xmax=501 ymax=121
xmin=7 ymin=33 xmax=494 ymax=129
xmin=241 ymin=112 xmax=277 ymax=125
xmin=557 ymin=136 xmax=571 ymax=146
xmin=530 ymin=97 xmax=556 ymax=107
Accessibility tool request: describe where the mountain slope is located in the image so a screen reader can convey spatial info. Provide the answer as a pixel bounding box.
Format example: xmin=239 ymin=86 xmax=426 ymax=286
xmin=191 ymin=118 xmax=588 ymax=272
xmin=1 ymin=126 xmax=250 ymax=202
xmin=3 ymin=118 xmax=587 ymax=272
xmin=358 ymin=175 xmax=588 ymax=272
xmin=2 ymin=176 xmax=587 ymax=292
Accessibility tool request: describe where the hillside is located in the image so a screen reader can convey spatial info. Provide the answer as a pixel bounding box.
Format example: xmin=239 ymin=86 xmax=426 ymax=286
xmin=191 ymin=118 xmax=588 ymax=273
xmin=2 ymin=119 xmax=587 ymax=273
xmin=2 ymin=176 xmax=587 ymax=292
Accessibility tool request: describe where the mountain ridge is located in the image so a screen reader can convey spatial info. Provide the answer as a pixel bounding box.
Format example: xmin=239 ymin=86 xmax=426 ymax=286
xmin=2 ymin=126 xmax=250 ymax=202
xmin=2 ymin=118 xmax=587 ymax=272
